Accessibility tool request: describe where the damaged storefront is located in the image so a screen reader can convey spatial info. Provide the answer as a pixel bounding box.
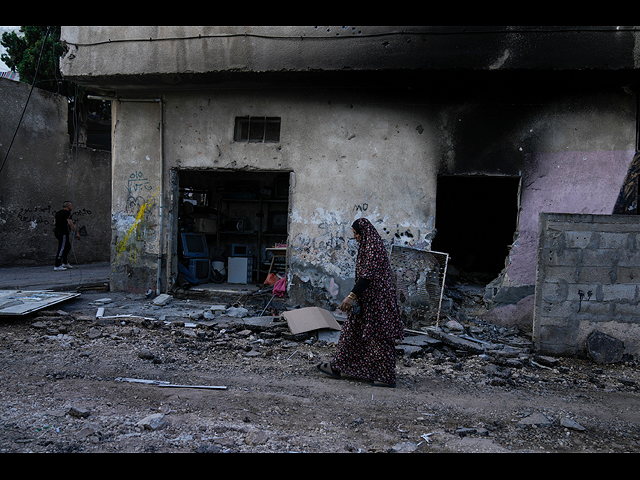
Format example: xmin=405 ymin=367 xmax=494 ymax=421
xmin=104 ymin=86 xmax=439 ymax=307
xmin=59 ymin=26 xmax=640 ymax=339
xmin=176 ymin=169 xmax=290 ymax=287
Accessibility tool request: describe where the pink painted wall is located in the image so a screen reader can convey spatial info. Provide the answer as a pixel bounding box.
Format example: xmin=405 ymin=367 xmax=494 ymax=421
xmin=507 ymin=149 xmax=635 ymax=286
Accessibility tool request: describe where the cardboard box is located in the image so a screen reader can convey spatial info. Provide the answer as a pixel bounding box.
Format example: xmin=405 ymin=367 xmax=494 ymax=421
xmin=281 ymin=307 xmax=342 ymax=335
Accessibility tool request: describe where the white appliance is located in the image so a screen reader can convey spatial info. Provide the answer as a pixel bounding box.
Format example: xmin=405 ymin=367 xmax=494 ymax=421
xmin=227 ymin=256 xmax=252 ymax=284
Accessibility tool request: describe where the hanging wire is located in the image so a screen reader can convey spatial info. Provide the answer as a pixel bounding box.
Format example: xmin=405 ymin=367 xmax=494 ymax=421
xmin=69 ymin=82 xmax=83 ymax=272
xmin=0 ymin=26 xmax=51 ymax=174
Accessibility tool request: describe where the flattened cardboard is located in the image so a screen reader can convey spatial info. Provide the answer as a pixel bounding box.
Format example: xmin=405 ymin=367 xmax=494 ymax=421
xmin=282 ymin=307 xmax=342 ymax=335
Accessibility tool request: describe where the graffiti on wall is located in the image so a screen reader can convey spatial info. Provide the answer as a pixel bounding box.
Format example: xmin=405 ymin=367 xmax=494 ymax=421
xmin=16 ymin=205 xmax=53 ymax=226
xmin=353 ymin=203 xmax=368 ymax=212
xmin=115 ymin=170 xmax=159 ymax=263
xmin=6 ymin=204 xmax=92 ymax=232
xmin=289 ymin=204 xmax=434 ymax=306
xmin=125 ymin=171 xmax=154 ymax=214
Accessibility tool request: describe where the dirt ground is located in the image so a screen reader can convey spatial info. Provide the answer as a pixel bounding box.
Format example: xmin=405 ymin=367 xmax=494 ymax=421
xmin=1 ymin=287 xmax=640 ymax=453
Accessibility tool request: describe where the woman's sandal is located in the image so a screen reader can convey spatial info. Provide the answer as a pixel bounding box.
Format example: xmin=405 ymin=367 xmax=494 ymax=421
xmin=317 ymin=362 xmax=341 ymax=379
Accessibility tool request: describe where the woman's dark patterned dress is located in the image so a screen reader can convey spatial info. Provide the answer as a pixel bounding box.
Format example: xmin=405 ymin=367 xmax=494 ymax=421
xmin=332 ymin=218 xmax=404 ymax=385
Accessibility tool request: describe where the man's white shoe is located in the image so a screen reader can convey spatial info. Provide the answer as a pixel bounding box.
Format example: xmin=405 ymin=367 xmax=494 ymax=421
xmin=62 ymin=263 xmax=73 ymax=269
xmin=54 ymin=266 xmax=67 ymax=271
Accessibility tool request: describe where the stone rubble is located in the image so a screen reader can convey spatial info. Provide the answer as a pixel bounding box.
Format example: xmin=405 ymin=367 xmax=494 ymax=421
xmin=1 ymin=285 xmax=639 ymax=453
xmin=21 ymin=287 xmax=640 ymax=395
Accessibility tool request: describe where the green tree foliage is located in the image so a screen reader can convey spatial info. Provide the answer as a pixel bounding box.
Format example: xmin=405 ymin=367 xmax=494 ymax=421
xmin=2 ymin=26 xmax=111 ymax=149
xmin=1 ymin=26 xmax=75 ymax=97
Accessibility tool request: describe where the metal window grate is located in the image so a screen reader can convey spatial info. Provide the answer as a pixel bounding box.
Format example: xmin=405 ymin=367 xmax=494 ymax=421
xmin=389 ymin=245 xmax=449 ymax=329
xmin=234 ymin=116 xmax=281 ymax=143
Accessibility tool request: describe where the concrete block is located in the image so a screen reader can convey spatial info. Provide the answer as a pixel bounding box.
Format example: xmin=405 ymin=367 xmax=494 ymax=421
xmin=599 ymin=232 xmax=631 ymax=249
xmin=153 ymin=294 xmax=173 ymax=306
xmin=564 ymin=231 xmax=595 ymax=249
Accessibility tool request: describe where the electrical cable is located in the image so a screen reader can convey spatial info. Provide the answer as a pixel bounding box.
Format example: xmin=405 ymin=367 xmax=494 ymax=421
xmin=63 ymin=26 xmax=640 ymax=48
xmin=64 ymin=29 xmax=434 ymax=47
xmin=61 ymin=82 xmax=83 ymax=283
xmin=0 ymin=26 xmax=51 ymax=174
xmin=51 ymin=26 xmax=61 ymax=95
xmin=69 ymin=82 xmax=83 ymax=282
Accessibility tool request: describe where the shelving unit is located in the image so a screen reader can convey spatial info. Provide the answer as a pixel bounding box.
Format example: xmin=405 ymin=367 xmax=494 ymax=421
xmin=216 ymin=197 xmax=288 ymax=282
xmin=177 ymin=171 xmax=290 ymax=285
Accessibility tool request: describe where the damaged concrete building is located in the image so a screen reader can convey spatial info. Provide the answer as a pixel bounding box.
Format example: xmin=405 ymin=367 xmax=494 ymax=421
xmin=58 ymin=26 xmax=640 ymax=357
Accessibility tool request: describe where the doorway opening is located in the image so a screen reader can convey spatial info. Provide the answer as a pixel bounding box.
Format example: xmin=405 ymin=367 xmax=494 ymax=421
xmin=176 ymin=170 xmax=290 ymax=287
xmin=431 ymin=175 xmax=521 ymax=285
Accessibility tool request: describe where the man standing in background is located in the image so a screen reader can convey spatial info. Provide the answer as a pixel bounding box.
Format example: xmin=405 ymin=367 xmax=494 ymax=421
xmin=53 ymin=201 xmax=80 ymax=271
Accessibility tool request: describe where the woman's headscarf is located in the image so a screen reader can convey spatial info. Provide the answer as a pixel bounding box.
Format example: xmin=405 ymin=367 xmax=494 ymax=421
xmin=352 ymin=218 xmax=388 ymax=283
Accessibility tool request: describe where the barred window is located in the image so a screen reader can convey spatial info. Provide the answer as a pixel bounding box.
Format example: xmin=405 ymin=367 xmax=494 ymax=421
xmin=234 ymin=116 xmax=281 ymax=143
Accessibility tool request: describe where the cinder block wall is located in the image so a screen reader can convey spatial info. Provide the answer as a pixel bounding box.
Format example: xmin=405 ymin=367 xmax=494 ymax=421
xmin=533 ymin=213 xmax=640 ymax=358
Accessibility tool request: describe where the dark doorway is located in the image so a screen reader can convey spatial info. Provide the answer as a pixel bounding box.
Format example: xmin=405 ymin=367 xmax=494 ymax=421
xmin=431 ymin=175 xmax=520 ymax=285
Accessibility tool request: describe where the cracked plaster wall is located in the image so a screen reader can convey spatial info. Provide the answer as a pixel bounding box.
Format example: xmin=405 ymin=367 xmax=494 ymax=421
xmin=110 ymin=100 xmax=163 ymax=292
xmin=107 ymin=78 xmax=638 ymax=319
xmin=110 ymin=88 xmax=439 ymax=302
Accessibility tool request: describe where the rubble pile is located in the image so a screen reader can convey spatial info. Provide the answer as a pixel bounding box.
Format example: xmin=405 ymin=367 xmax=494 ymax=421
xmin=1 ymin=288 xmax=639 ymax=453
xmin=28 ymin=289 xmax=640 ymax=387
xmin=396 ymin=282 xmax=542 ymax=369
xmin=31 ymin=289 xmax=542 ymax=367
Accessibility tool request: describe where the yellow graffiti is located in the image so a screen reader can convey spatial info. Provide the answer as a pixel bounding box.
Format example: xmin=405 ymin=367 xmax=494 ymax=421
xmin=115 ymin=188 xmax=159 ymax=263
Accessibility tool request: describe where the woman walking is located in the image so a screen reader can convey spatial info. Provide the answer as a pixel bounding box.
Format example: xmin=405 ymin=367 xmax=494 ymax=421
xmin=318 ymin=218 xmax=404 ymax=387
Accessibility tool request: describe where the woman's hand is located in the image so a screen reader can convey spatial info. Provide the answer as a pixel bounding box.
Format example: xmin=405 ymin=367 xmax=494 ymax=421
xmin=339 ymin=296 xmax=354 ymax=312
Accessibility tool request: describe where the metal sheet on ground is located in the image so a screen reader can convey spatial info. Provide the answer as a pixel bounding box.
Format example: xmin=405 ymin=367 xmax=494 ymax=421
xmin=0 ymin=290 xmax=80 ymax=316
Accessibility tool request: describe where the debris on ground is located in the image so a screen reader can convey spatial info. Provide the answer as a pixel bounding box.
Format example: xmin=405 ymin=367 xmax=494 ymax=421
xmin=1 ymin=285 xmax=639 ymax=453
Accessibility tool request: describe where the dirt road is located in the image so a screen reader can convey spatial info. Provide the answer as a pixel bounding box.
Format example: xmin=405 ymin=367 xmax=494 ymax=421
xmin=1 ymin=290 xmax=639 ymax=453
